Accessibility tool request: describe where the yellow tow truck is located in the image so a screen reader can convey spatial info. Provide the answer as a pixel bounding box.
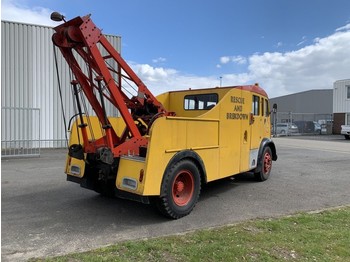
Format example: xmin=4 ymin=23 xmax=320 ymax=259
xmin=51 ymin=12 xmax=277 ymax=219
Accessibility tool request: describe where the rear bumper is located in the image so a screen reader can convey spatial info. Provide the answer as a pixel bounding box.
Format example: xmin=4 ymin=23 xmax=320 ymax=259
xmin=67 ymin=174 xmax=150 ymax=204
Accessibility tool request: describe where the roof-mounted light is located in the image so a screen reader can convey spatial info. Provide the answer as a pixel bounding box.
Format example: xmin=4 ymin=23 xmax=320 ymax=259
xmin=50 ymin=12 xmax=66 ymax=22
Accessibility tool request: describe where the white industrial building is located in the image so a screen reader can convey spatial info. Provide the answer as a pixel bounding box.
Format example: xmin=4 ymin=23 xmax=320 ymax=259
xmin=1 ymin=20 xmax=121 ymax=157
xmin=333 ymin=79 xmax=350 ymax=134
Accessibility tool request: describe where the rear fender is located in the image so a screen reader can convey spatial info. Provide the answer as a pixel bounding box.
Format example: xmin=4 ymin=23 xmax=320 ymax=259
xmin=162 ymin=150 xmax=208 ymax=187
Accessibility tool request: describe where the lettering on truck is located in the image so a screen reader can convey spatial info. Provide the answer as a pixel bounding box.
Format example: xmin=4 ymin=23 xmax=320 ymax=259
xmin=227 ymin=96 xmax=248 ymax=120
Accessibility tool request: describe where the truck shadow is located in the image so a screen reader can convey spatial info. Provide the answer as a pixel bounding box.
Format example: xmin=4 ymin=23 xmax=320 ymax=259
xmin=200 ymin=172 xmax=257 ymax=201
xmin=3 ymin=172 xmax=260 ymax=240
xmin=58 ymin=172 xmax=259 ymax=223
xmin=1 ymin=172 xmax=267 ymax=261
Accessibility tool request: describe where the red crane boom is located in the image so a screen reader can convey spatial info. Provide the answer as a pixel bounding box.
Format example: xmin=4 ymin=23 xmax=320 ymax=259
xmin=52 ymin=13 xmax=170 ymax=159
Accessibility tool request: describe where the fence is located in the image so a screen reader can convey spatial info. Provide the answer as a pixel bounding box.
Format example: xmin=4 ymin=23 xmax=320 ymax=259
xmin=1 ymin=107 xmax=41 ymax=158
xmin=272 ymin=112 xmax=333 ymax=136
xmin=1 ymin=108 xmax=335 ymax=157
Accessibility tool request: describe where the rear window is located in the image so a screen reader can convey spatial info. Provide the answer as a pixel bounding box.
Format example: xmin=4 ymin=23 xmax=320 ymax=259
xmin=184 ymin=93 xmax=218 ymax=110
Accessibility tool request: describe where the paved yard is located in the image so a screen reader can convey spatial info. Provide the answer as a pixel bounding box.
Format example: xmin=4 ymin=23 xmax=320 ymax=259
xmin=2 ymin=136 xmax=350 ymax=261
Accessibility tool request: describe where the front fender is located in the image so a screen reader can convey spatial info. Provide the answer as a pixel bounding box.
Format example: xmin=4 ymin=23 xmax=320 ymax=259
xmin=254 ymin=138 xmax=277 ymax=172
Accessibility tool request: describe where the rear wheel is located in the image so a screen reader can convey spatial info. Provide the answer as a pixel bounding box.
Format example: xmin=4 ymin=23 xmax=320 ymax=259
xmin=345 ymin=135 xmax=350 ymax=140
xmin=156 ymin=159 xmax=201 ymax=219
xmin=254 ymin=147 xmax=272 ymax=182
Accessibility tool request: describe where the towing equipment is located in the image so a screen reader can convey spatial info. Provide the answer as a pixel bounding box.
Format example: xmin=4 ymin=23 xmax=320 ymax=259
xmin=51 ymin=12 xmax=277 ymax=219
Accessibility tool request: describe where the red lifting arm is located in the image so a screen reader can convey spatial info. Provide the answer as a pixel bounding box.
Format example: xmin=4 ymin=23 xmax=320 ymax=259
xmin=52 ymin=14 xmax=169 ymax=157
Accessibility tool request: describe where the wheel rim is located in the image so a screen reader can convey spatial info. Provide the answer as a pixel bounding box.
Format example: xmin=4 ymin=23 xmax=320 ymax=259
xmin=172 ymin=170 xmax=194 ymax=206
xmin=263 ymin=151 xmax=272 ymax=174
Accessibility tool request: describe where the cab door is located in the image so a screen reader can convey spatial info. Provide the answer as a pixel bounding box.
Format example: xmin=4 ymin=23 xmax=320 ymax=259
xmin=239 ymin=92 xmax=252 ymax=172
xmin=248 ymin=95 xmax=264 ymax=169
xmin=250 ymin=95 xmax=264 ymax=149
xmin=262 ymin=98 xmax=271 ymax=138
xmin=240 ymin=94 xmax=270 ymax=172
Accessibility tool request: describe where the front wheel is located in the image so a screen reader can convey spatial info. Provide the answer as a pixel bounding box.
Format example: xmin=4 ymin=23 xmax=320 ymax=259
xmin=345 ymin=135 xmax=350 ymax=140
xmin=254 ymin=147 xmax=273 ymax=182
xmin=156 ymin=159 xmax=201 ymax=219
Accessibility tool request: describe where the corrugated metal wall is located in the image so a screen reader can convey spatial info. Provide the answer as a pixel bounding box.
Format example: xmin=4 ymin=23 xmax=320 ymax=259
xmin=1 ymin=20 xmax=121 ymax=149
xmin=269 ymin=89 xmax=333 ymax=114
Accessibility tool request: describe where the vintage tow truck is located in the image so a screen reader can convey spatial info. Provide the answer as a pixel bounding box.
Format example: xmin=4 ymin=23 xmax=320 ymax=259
xmin=51 ymin=12 xmax=277 ymax=219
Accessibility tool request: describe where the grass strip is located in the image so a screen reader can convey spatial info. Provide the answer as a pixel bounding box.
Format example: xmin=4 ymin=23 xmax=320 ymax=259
xmin=32 ymin=206 xmax=350 ymax=261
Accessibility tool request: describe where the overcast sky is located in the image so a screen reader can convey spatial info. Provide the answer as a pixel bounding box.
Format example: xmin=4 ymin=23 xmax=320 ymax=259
xmin=1 ymin=0 xmax=350 ymax=98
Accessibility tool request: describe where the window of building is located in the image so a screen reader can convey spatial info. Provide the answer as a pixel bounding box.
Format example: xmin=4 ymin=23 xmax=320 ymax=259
xmin=184 ymin=93 xmax=218 ymax=110
xmin=347 ymin=85 xmax=350 ymax=99
xmin=252 ymin=95 xmax=259 ymax=115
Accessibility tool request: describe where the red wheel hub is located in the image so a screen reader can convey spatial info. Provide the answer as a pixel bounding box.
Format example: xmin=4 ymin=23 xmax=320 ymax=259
xmin=263 ymin=152 xmax=272 ymax=174
xmin=175 ymin=181 xmax=185 ymax=192
xmin=172 ymin=170 xmax=194 ymax=206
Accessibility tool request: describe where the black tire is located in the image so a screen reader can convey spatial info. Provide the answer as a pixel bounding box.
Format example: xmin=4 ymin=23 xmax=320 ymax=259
xmin=156 ymin=159 xmax=201 ymax=219
xmin=345 ymin=135 xmax=350 ymax=140
xmin=254 ymin=147 xmax=273 ymax=182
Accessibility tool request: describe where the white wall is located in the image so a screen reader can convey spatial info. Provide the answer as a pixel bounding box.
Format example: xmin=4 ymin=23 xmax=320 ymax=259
xmin=1 ymin=20 xmax=121 ymax=148
xmin=333 ymin=79 xmax=350 ymax=114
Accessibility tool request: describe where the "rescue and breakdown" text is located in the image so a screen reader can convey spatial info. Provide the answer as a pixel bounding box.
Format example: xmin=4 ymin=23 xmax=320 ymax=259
xmin=226 ymin=96 xmax=248 ymax=120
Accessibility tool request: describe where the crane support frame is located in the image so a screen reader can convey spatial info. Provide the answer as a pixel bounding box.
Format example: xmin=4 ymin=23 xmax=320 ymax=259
xmin=52 ymin=15 xmax=168 ymax=157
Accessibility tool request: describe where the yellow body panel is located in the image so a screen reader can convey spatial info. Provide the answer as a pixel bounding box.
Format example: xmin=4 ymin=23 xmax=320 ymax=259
xmin=66 ymin=86 xmax=271 ymax=197
xmin=116 ymin=156 xmax=145 ymax=194
xmin=65 ymin=156 xmax=86 ymax=178
xmin=141 ymin=87 xmax=271 ymax=195
xmin=142 ymin=116 xmax=220 ymax=195
xmin=65 ymin=116 xmax=125 ymax=176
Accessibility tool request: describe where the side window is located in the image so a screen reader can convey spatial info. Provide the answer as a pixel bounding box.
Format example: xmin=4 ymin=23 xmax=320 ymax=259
xmin=252 ymin=95 xmax=259 ymax=115
xmin=184 ymin=93 xmax=218 ymax=110
xmin=264 ymin=99 xmax=269 ymax=116
xmin=261 ymin=98 xmax=264 ymax=116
